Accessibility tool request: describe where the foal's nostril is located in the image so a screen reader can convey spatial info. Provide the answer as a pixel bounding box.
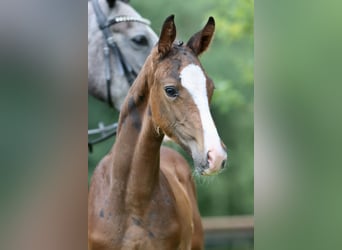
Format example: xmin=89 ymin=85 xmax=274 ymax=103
xmin=221 ymin=160 xmax=226 ymax=169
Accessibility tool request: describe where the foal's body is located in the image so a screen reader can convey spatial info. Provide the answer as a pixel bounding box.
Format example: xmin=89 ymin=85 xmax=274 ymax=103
xmin=89 ymin=147 xmax=202 ymax=249
xmin=89 ymin=15 xmax=227 ymax=250
xmin=88 ymin=72 xmax=203 ymax=249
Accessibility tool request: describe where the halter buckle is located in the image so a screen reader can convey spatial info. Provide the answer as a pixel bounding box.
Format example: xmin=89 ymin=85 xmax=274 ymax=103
xmin=107 ymin=36 xmax=115 ymax=46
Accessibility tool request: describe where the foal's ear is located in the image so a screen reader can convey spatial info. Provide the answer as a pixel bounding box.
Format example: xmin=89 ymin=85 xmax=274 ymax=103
xmin=158 ymin=15 xmax=176 ymax=56
xmin=187 ymin=17 xmax=215 ymax=56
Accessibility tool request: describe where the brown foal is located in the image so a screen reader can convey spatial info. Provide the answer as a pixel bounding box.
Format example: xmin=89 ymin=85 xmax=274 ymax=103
xmin=88 ymin=15 xmax=227 ymax=250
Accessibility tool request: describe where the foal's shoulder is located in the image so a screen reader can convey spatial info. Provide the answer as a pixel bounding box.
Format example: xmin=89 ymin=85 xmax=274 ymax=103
xmin=160 ymin=146 xmax=192 ymax=183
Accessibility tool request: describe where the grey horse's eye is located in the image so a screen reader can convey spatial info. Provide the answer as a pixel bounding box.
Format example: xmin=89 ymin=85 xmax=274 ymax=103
xmin=131 ymin=35 xmax=149 ymax=46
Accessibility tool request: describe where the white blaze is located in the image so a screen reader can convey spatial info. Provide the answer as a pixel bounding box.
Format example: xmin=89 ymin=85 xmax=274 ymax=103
xmin=179 ymin=64 xmax=224 ymax=157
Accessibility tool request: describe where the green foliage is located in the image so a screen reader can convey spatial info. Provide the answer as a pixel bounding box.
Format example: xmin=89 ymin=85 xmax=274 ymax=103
xmin=88 ymin=96 xmax=118 ymax=182
xmin=89 ymin=0 xmax=254 ymax=217
xmin=208 ymin=0 xmax=254 ymax=42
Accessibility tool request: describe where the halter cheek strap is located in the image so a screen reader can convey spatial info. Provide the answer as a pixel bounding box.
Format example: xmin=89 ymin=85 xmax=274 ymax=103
xmin=91 ymin=0 xmax=151 ymax=108
xmin=89 ymin=0 xmax=151 ymax=151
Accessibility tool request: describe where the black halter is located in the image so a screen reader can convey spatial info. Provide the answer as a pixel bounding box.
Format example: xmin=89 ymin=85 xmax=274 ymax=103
xmin=88 ymin=0 xmax=151 ymax=152
xmin=91 ymin=0 xmax=151 ymax=107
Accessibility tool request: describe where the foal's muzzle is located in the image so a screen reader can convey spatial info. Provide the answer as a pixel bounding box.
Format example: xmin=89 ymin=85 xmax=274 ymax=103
xmin=200 ymin=148 xmax=227 ymax=176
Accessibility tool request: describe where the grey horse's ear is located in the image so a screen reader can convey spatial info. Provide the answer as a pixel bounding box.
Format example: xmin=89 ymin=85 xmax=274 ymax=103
xmin=107 ymin=0 xmax=116 ymax=8
xmin=158 ymin=15 xmax=176 ymax=56
xmin=187 ymin=17 xmax=215 ymax=56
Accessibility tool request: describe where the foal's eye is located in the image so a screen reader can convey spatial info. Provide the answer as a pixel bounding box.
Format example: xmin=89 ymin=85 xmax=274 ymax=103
xmin=164 ymin=86 xmax=178 ymax=98
xmin=131 ymin=35 xmax=148 ymax=46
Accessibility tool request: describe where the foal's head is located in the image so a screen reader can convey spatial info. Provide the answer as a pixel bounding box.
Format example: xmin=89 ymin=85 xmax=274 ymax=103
xmin=148 ymin=15 xmax=227 ymax=175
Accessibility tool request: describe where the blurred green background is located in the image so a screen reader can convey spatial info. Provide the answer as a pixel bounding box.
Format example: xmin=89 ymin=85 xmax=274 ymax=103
xmin=89 ymin=0 xmax=254 ymax=218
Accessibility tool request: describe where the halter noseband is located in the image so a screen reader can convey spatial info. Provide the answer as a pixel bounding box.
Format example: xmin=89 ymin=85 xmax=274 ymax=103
xmin=91 ymin=0 xmax=151 ymax=107
xmin=89 ymin=0 xmax=151 ymax=152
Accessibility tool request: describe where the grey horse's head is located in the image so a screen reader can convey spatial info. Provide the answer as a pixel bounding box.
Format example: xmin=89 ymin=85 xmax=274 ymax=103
xmin=88 ymin=0 xmax=158 ymax=110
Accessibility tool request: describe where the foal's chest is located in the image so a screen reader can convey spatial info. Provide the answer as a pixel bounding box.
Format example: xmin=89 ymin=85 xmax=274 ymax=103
xmin=119 ymin=178 xmax=193 ymax=250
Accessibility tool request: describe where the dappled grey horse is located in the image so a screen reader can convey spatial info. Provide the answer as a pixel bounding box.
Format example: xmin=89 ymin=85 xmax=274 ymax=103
xmin=88 ymin=0 xmax=158 ymax=110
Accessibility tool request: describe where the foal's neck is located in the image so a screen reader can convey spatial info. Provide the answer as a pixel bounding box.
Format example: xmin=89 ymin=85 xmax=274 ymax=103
xmin=111 ymin=70 xmax=164 ymax=213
